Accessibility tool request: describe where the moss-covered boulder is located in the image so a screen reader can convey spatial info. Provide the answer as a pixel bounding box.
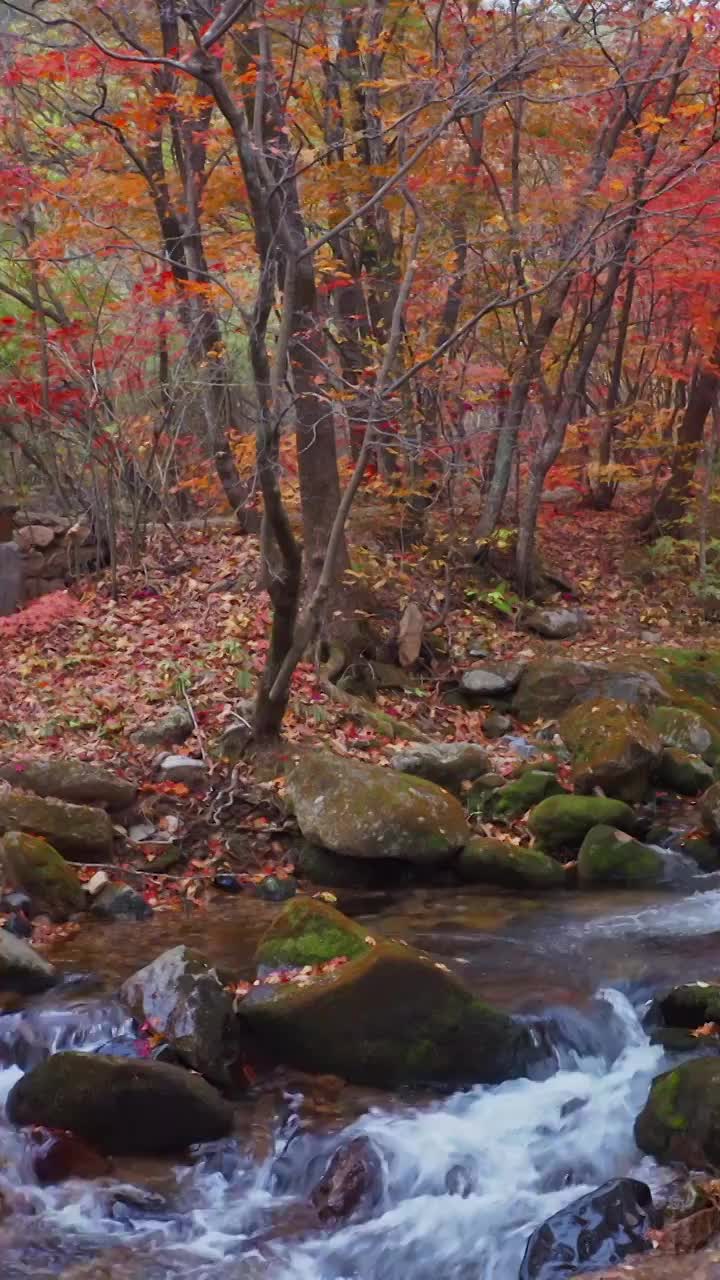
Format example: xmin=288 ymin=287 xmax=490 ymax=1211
xmin=559 ymin=699 xmax=662 ymax=802
xmin=120 ymin=946 xmax=240 ymax=1087
xmin=0 ymin=832 xmax=85 ymax=920
xmin=255 ymin=897 xmax=371 ymax=970
xmin=649 ymin=705 xmax=718 ymax=762
xmin=527 ymin=794 xmax=636 ymax=853
xmin=513 ymin=659 xmax=664 ymax=723
xmin=485 ymin=770 xmax=565 ymax=821
xmin=635 ymin=1058 xmax=720 ymax=1167
xmin=6 ymin=1051 xmax=233 ymax=1155
xmin=577 ymin=825 xmax=663 ymax=887
xmin=700 ymin=781 xmax=720 ymax=838
xmin=679 ymin=838 xmax=720 ymax=872
xmin=287 ymin=752 xmax=469 ymax=865
xmin=243 ymin=898 xmax=532 ymax=1087
xmin=658 ymin=982 xmax=720 ymax=1030
xmin=389 ymin=742 xmax=489 ymax=794
xmin=457 ymin=837 xmax=565 ymax=890
xmin=0 ymin=759 xmax=136 ymax=811
xmin=0 ymin=789 xmax=113 ymax=857
xmin=657 ymin=747 xmax=713 ymax=796
xmin=0 ymin=929 xmax=57 ymax=994
xmin=295 ymin=843 xmax=410 ymax=890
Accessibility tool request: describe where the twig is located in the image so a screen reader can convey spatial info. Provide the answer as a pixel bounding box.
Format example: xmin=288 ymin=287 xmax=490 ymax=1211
xmin=66 ymin=861 xmax=183 ymax=881
xmin=181 ymin=683 xmax=210 ymax=768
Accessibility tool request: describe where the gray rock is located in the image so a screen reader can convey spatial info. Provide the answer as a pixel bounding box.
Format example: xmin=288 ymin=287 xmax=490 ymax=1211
xmin=389 ymin=742 xmax=489 ymax=794
xmin=131 ymin=706 xmax=194 ymax=748
xmin=158 ymin=755 xmax=209 ymax=787
xmin=0 ymin=788 xmax=114 ymax=857
xmin=524 ymin=607 xmax=587 ymax=640
xmin=483 ymin=711 xmax=513 ymax=739
xmin=6 ymin=1051 xmax=234 ymax=1155
xmin=91 ymin=883 xmax=153 ymax=921
xmin=120 ymin=945 xmax=239 ymax=1086
xmin=0 ymin=929 xmax=57 ymax=994
xmin=460 ymin=661 xmax=525 ymax=700
xmin=0 ymin=759 xmax=136 ymax=810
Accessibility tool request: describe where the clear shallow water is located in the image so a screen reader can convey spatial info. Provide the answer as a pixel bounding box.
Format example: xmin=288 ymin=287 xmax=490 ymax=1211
xmin=2 ymin=872 xmax=720 ymax=1280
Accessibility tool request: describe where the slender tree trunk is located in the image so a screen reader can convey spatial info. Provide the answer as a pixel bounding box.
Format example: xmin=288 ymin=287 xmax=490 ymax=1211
xmin=651 ymin=361 xmax=719 ymax=532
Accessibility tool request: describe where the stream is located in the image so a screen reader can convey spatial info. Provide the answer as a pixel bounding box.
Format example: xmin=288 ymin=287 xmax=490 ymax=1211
xmin=2 ymin=862 xmax=720 ymax=1280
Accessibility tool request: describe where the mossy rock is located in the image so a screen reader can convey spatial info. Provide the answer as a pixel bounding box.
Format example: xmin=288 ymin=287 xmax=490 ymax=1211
xmin=295 ymin=843 xmax=412 ymax=890
xmin=659 ymin=982 xmax=720 ymax=1030
xmin=700 ymin=781 xmax=720 ymax=838
xmin=6 ymin=1051 xmax=233 ymax=1156
xmin=485 ymin=770 xmax=565 ymax=821
xmin=255 ymin=897 xmax=372 ymax=970
xmin=577 ymin=825 xmax=663 ymax=887
xmin=457 ymin=837 xmax=564 ymax=890
xmin=240 ymin=932 xmax=533 ymax=1089
xmin=559 ymin=699 xmax=661 ymax=803
xmin=286 ymin=752 xmax=469 ymax=865
xmin=512 ymin=658 xmax=664 ymax=723
xmin=649 ymin=705 xmax=718 ymax=763
xmin=651 ymin=648 xmax=720 ymax=706
xmin=679 ymin=838 xmax=720 ymax=872
xmin=0 ymin=789 xmax=113 ymax=857
xmin=0 ymin=831 xmax=85 ymax=921
xmin=635 ymin=1058 xmax=720 ymax=1167
xmin=657 ymin=748 xmax=714 ymax=796
xmin=0 ymin=759 xmax=136 ymax=811
xmin=527 ymin=794 xmax=636 ymax=853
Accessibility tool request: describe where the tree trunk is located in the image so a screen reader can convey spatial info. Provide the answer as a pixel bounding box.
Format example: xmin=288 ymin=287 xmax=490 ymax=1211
xmin=650 ymin=362 xmax=719 ymax=533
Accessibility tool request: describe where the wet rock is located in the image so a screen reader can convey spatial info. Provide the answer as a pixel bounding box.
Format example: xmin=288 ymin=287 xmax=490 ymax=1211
xmin=483 ymin=711 xmax=513 ymax=739
xmin=30 ymin=1127 xmax=111 ymax=1184
xmin=700 ymin=782 xmax=720 ymax=838
xmin=255 ymin=896 xmax=371 ymax=970
xmin=484 ymin=770 xmax=565 ymax=820
xmin=3 ymin=910 xmax=32 ymax=938
xmin=310 ymin=1136 xmax=382 ymax=1222
xmin=649 ymin=705 xmax=718 ymax=762
xmin=7 ymin=1051 xmax=233 ymax=1155
xmin=680 ymin=838 xmax=720 ymax=873
xmin=91 ymin=883 xmax=153 ymax=921
xmin=255 ymin=875 xmax=298 ymax=902
xmin=457 ymin=837 xmax=565 ymax=890
xmin=296 ymin=842 xmax=410 ymax=890
xmin=657 ymin=747 xmax=713 ymax=796
xmin=446 ymin=1160 xmax=478 ymax=1197
xmin=0 ymin=790 xmax=114 ymax=857
xmin=577 ymin=826 xmax=664 ymax=887
xmin=287 ymin=752 xmax=469 ymax=865
xmin=524 ymin=607 xmax=588 ymax=640
xmin=518 ymin=1177 xmax=653 ymax=1279
xmin=559 ymin=699 xmax=662 ymax=803
xmin=658 ymin=982 xmax=720 ymax=1029
xmin=158 ymin=755 xmax=209 ymax=787
xmin=120 ymin=945 xmax=240 ymax=1087
xmin=634 ymin=1058 xmax=720 ymax=1167
xmin=389 ymin=742 xmax=489 ymax=794
xmin=131 ymin=706 xmax=194 ymax=748
xmin=214 ymin=872 xmax=242 ymax=893
xmin=0 ymin=928 xmax=57 ymax=993
xmin=0 ymin=759 xmax=136 ymax=811
xmin=527 ymin=795 xmax=636 ymax=853
xmin=241 ymin=898 xmax=534 ymax=1088
xmin=0 ymin=831 xmax=85 ymax=920
xmin=460 ymin=661 xmax=525 ymax=701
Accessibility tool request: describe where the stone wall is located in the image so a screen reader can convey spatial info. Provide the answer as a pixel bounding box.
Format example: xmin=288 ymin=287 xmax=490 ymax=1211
xmin=0 ymin=498 xmax=101 ymax=608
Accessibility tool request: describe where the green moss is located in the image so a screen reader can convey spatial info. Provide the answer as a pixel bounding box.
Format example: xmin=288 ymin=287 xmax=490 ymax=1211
xmin=528 ymin=794 xmax=635 ymax=852
xmin=487 ymin=771 xmax=565 ymax=821
xmin=650 ymin=1070 xmax=686 ymax=1132
xmin=254 ymin=896 xmax=370 ymax=971
xmin=577 ymin=824 xmax=663 ymax=886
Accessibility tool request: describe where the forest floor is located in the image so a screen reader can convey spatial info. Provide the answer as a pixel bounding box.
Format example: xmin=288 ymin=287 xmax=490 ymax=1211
xmin=0 ymin=489 xmax=711 ymax=922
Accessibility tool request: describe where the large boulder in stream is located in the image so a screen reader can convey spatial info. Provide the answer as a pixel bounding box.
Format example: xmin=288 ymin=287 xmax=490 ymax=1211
xmin=286 ymin=752 xmax=469 ymax=865
xmin=527 ymin=795 xmax=636 ymax=853
xmin=658 ymin=982 xmax=720 ymax=1030
xmin=0 ymin=789 xmax=113 ymax=857
xmin=0 ymin=759 xmax=136 ymax=810
xmin=389 ymin=742 xmax=489 ymax=794
xmin=0 ymin=929 xmax=57 ymax=994
xmin=0 ymin=831 xmax=85 ymax=920
xmin=519 ymin=1178 xmax=654 ymax=1280
xmin=120 ymin=945 xmax=241 ymax=1087
xmin=559 ymin=699 xmax=662 ymax=802
xmin=635 ymin=1058 xmax=720 ymax=1167
xmin=239 ymin=897 xmax=532 ymax=1088
xmin=6 ymin=1051 xmax=233 ymax=1155
xmin=577 ymin=826 xmax=664 ymax=887
xmin=457 ymin=837 xmax=565 ymax=890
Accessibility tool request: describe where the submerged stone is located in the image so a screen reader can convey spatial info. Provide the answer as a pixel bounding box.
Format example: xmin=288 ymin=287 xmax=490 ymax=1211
xmin=287 ymin=752 xmax=469 ymax=865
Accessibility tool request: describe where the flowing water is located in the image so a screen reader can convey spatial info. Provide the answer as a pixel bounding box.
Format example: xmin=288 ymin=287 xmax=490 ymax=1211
xmin=3 ymin=862 xmax=720 ymax=1280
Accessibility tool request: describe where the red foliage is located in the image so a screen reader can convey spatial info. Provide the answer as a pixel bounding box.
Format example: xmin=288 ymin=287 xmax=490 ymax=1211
xmin=0 ymin=591 xmax=81 ymax=638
